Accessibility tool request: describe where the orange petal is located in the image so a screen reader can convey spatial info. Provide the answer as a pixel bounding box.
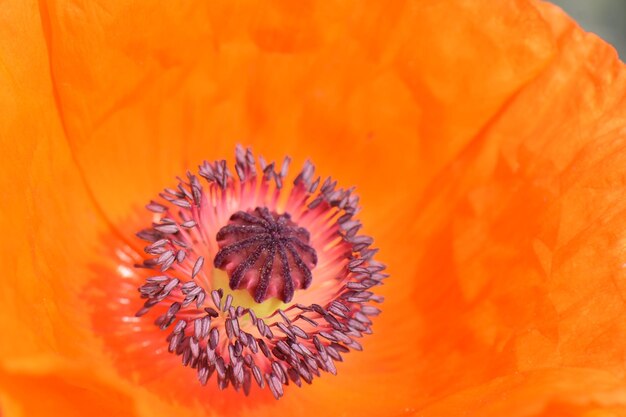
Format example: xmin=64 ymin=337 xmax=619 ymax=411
xmin=403 ymin=0 xmax=626 ymax=405
xmin=0 ymin=0 xmax=112 ymax=360
xmin=419 ymin=368 xmax=626 ymax=417
xmin=0 ymin=356 xmax=138 ymax=417
xmin=24 ymin=1 xmax=562 ymax=411
xmin=38 ymin=0 xmax=556 ymax=223
xmin=0 ymin=5 xmax=155 ymax=417
xmin=2 ymin=0 xmax=626 ymax=416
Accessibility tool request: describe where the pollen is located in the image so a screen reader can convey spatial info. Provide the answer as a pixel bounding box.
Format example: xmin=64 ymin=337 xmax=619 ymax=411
xmin=132 ymin=146 xmax=387 ymax=399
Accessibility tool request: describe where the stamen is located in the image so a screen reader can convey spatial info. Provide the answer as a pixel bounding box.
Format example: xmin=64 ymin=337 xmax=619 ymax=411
xmin=125 ymin=145 xmax=387 ymax=400
xmin=214 ymin=207 xmax=317 ymax=303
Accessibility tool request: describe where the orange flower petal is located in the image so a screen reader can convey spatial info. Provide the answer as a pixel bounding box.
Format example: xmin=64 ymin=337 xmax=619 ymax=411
xmin=403 ymin=0 xmax=626 ymax=406
xmin=419 ymin=368 xmax=626 ymax=417
xmin=1 ymin=0 xmax=626 ymax=416
xmin=0 ymin=0 xmax=110 ymax=360
xmin=20 ymin=1 xmax=563 ymax=411
xmin=0 ymin=357 xmax=137 ymax=417
xmin=38 ymin=0 xmax=556 ymax=223
xmin=0 ymin=5 xmax=153 ymax=416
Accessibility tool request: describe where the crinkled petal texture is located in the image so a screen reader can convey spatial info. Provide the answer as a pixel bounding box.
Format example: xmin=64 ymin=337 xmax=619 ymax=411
xmin=1 ymin=0 xmax=626 ymax=416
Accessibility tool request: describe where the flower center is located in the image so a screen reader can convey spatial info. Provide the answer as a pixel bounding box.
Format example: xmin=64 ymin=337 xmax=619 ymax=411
xmin=214 ymin=207 xmax=317 ymax=304
xmin=124 ymin=146 xmax=386 ymax=400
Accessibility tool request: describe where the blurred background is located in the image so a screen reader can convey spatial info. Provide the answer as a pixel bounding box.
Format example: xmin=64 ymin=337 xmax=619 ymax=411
xmin=550 ymin=0 xmax=626 ymax=58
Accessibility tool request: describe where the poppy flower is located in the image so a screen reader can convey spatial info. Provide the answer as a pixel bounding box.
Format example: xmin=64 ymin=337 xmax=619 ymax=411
xmin=1 ymin=0 xmax=626 ymax=416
